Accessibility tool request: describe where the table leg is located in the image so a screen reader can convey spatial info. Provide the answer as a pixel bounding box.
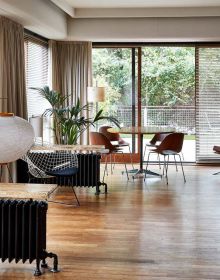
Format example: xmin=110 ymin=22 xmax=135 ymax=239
xmin=124 ymin=132 xmax=161 ymax=179
xmin=132 ymin=133 xmax=161 ymax=179
xmin=140 ymin=133 xmax=143 ymax=170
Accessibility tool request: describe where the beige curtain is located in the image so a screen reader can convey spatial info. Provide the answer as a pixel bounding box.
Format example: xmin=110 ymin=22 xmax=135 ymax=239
xmin=49 ymin=40 xmax=92 ymax=144
xmin=0 ymin=16 xmax=27 ymax=182
xmin=0 ymin=16 xmax=27 ymax=118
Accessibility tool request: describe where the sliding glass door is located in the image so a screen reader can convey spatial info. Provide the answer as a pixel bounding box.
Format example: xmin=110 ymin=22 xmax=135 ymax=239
xmin=196 ymin=46 xmax=220 ymax=163
xmin=141 ymin=47 xmax=195 ymax=162
xmin=92 ymin=44 xmax=204 ymax=163
xmin=92 ymin=47 xmax=138 ymax=157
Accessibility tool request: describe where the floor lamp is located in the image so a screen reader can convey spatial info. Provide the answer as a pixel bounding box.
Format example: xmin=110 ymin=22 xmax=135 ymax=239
xmin=87 ymin=86 xmax=105 ymax=131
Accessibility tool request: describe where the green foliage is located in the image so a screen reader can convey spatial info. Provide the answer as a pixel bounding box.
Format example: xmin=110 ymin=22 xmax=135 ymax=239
xmin=92 ymin=47 xmax=195 ymax=109
xmin=141 ymin=47 xmax=195 ymax=106
xmin=31 ymin=87 xmax=120 ymax=145
xmin=93 ymin=48 xmax=132 ymax=116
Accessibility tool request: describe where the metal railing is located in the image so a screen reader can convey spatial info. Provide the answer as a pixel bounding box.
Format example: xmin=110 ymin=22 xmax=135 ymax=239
xmin=114 ymin=106 xmax=195 ymax=134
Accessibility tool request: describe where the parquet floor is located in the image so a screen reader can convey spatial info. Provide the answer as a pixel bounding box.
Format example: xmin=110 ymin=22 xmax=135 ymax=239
xmin=1 ymin=164 xmax=220 ymax=279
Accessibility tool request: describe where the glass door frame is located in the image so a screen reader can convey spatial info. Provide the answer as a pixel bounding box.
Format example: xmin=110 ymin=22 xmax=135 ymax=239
xmin=93 ymin=42 xmax=203 ymax=163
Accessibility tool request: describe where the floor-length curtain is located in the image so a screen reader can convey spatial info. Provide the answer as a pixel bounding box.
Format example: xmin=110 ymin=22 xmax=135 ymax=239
xmin=0 ymin=16 xmax=27 ymax=181
xmin=0 ymin=16 xmax=27 ymax=117
xmin=49 ymin=40 xmax=92 ymax=144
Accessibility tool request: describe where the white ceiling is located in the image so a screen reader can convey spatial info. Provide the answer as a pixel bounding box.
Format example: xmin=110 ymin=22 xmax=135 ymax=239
xmin=59 ymin=0 xmax=220 ymax=8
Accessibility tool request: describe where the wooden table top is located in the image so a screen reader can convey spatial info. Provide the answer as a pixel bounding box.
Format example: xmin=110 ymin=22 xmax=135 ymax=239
xmin=0 ymin=183 xmax=57 ymax=200
xmin=108 ymin=126 xmax=175 ymax=135
xmin=31 ymin=144 xmax=105 ymax=153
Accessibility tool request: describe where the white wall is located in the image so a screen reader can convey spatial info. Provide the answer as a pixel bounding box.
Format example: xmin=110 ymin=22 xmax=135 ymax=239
xmin=1 ymin=0 xmax=220 ymax=42
xmin=0 ymin=0 xmax=67 ymax=39
xmin=67 ymin=17 xmax=220 ymax=42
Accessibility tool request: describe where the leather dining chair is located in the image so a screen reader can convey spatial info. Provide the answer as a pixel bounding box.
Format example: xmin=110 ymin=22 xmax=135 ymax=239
xmin=99 ymin=126 xmax=134 ymax=170
xmin=90 ymin=131 xmax=129 ymax=180
xmin=143 ymin=132 xmax=171 ymax=169
xmin=144 ymin=132 xmax=186 ymax=184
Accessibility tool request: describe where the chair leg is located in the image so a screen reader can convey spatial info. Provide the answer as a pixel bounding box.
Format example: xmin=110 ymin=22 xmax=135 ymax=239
xmin=71 ymin=186 xmax=80 ymax=206
xmin=143 ymin=144 xmax=147 ymax=160
xmin=102 ymin=154 xmax=108 ymax=182
xmin=105 ymin=154 xmax=109 ymax=176
xmin=174 ymin=155 xmax=178 ymax=172
xmin=144 ymin=151 xmax=152 ymax=181
xmin=164 ymin=155 xmax=169 ymax=185
xmin=162 ymin=156 xmax=165 ymax=176
xmin=177 ymin=154 xmax=186 ymax=183
xmin=163 ymin=154 xmax=169 ymax=177
xmin=181 ymin=151 xmax=184 ymax=161
xmin=128 ymin=145 xmax=134 ymax=170
xmin=121 ymin=152 xmax=129 ymax=181
xmin=113 ymin=154 xmax=116 ymax=170
xmin=157 ymin=154 xmax=161 ymax=170
xmin=110 ymin=154 xmax=113 ymax=174
xmin=48 ymin=179 xmax=80 ymax=207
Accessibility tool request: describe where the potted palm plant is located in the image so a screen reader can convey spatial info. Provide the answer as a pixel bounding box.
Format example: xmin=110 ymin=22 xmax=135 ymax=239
xmin=31 ymin=86 xmax=120 ymax=145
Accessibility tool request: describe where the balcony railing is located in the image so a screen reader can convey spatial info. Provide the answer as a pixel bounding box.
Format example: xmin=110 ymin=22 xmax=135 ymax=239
xmin=114 ymin=106 xmax=195 ymax=134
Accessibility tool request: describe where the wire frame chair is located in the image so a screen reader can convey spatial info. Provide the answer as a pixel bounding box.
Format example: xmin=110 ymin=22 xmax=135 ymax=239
xmin=22 ymin=150 xmax=80 ymax=206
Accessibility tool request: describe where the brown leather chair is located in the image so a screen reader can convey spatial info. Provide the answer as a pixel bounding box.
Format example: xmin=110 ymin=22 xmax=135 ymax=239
xmin=99 ymin=126 xmax=134 ymax=169
xmin=143 ymin=132 xmax=171 ymax=168
xmin=90 ymin=132 xmax=129 ymax=180
xmin=145 ymin=132 xmax=186 ymax=184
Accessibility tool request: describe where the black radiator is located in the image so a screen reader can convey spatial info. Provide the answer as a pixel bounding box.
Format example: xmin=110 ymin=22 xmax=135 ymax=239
xmin=17 ymin=153 xmax=107 ymax=194
xmin=0 ymin=199 xmax=59 ymax=276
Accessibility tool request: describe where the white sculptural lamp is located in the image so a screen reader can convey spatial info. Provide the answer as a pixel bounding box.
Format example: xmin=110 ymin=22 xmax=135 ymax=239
xmin=0 ymin=112 xmax=34 ymax=181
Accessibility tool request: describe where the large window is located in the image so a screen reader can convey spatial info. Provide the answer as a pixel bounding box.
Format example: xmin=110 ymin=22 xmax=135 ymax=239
xmin=92 ymin=48 xmax=138 ymax=153
xmin=141 ymin=47 xmax=195 ymax=162
xmin=196 ymin=47 xmax=220 ymax=163
xmin=24 ymin=34 xmax=50 ymax=118
xmin=24 ymin=33 xmax=52 ymax=143
xmin=93 ymin=45 xmax=195 ymax=162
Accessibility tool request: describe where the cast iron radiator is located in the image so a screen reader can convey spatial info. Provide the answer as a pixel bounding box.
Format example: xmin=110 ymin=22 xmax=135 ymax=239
xmin=17 ymin=153 xmax=107 ymax=194
xmin=0 ymin=199 xmax=59 ymax=276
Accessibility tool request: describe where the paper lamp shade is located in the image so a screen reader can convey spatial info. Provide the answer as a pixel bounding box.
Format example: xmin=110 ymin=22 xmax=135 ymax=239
xmin=87 ymin=87 xmax=105 ymax=103
xmin=0 ymin=114 xmax=34 ymax=164
xmin=29 ymin=116 xmax=43 ymax=137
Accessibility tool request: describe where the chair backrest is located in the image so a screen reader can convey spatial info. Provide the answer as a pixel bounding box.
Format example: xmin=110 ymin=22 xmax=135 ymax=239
xmin=90 ymin=132 xmax=115 ymax=153
xmin=156 ymin=132 xmax=184 ymax=153
xmin=150 ymin=132 xmax=171 ymax=145
xmin=99 ymin=126 xmax=120 ymax=141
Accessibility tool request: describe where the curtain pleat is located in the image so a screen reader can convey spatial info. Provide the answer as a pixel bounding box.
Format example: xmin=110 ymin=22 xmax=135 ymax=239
xmin=49 ymin=40 xmax=92 ymax=144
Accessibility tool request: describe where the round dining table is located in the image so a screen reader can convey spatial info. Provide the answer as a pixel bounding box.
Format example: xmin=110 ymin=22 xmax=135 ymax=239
xmin=108 ymin=126 xmax=175 ymax=178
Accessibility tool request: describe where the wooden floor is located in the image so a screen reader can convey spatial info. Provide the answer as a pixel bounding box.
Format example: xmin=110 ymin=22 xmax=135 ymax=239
xmin=1 ymin=164 xmax=220 ymax=279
